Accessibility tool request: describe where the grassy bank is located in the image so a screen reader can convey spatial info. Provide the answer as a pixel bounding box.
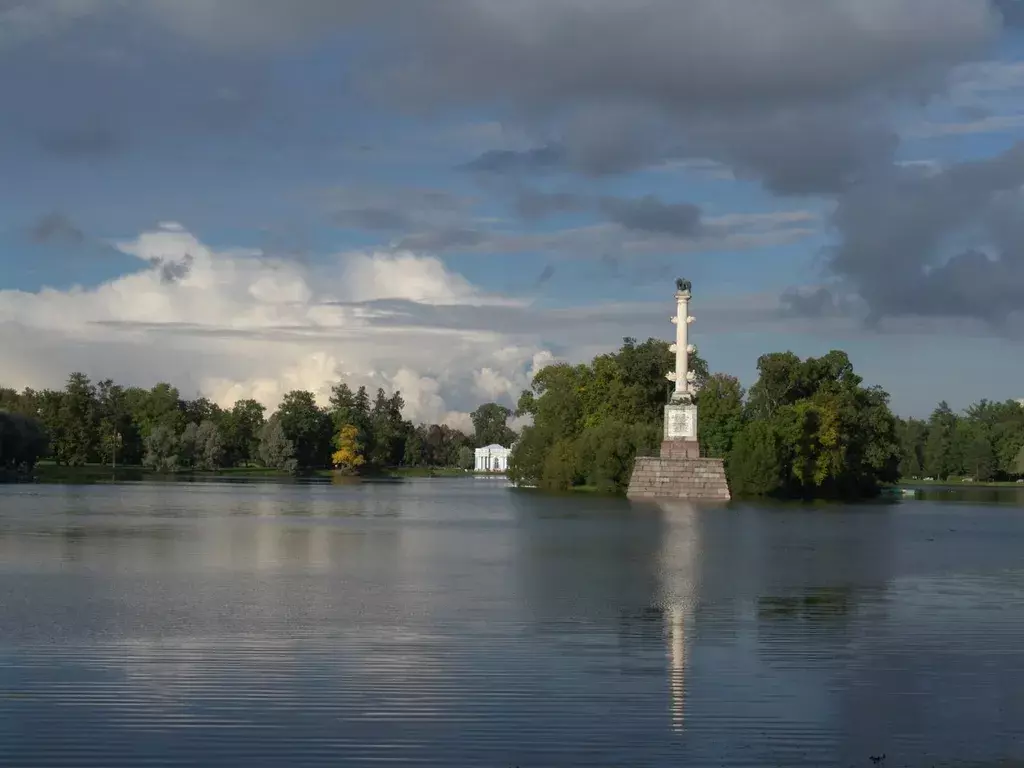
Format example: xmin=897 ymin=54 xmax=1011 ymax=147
xmin=26 ymin=462 xmax=487 ymax=483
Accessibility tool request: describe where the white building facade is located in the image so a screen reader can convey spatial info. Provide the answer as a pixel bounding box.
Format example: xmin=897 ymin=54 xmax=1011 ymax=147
xmin=474 ymin=444 xmax=512 ymax=473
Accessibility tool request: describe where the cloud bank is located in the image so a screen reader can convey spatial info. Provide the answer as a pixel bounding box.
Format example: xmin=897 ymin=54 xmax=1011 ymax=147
xmin=0 ymin=223 xmax=554 ymax=428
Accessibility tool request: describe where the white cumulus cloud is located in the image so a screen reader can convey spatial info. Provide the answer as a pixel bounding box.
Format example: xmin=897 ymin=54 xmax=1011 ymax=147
xmin=0 ymin=223 xmax=548 ymax=427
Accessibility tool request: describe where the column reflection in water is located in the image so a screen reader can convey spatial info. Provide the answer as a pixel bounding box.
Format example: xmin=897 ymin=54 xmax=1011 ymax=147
xmin=654 ymin=501 xmax=701 ymax=732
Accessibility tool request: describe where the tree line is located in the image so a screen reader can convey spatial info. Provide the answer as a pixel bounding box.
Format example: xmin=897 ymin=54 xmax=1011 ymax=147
xmin=508 ymin=337 xmax=1024 ymax=497
xmin=897 ymin=400 xmax=1024 ymax=482
xmin=0 ymin=374 xmax=518 ymax=475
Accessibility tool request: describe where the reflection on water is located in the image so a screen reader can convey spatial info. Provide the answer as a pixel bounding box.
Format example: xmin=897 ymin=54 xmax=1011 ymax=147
xmin=758 ymin=587 xmax=857 ymax=620
xmin=1 ymin=480 xmax=1024 ymax=766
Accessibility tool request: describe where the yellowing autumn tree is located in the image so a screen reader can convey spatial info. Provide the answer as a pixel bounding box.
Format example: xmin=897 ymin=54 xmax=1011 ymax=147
xmin=331 ymin=424 xmax=365 ymax=471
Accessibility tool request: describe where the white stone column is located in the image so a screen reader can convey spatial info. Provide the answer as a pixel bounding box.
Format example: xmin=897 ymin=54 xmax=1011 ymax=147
xmin=667 ymin=286 xmax=696 ymax=403
xmin=673 ymin=290 xmax=689 ymax=399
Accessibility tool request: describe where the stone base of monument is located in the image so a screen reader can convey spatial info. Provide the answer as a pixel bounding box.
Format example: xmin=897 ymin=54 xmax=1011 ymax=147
xmin=626 ymin=452 xmax=731 ymax=501
xmin=625 ymin=404 xmax=731 ymax=501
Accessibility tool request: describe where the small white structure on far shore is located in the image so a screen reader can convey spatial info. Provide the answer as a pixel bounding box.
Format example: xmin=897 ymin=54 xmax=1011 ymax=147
xmin=475 ymin=444 xmax=512 ymax=473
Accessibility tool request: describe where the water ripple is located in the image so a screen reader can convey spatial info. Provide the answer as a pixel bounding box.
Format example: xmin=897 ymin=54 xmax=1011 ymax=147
xmin=2 ymin=480 xmax=1024 ymax=766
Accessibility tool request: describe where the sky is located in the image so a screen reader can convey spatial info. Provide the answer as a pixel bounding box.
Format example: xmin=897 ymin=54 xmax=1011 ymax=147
xmin=3 ymin=0 xmax=1024 ymax=427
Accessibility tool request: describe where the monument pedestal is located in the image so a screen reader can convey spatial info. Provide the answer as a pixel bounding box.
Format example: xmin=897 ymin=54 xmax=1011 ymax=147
xmin=626 ymin=401 xmax=731 ymax=502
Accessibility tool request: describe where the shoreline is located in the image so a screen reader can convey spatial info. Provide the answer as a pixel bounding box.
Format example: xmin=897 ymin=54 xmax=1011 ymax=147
xmin=17 ymin=464 xmax=508 ymax=483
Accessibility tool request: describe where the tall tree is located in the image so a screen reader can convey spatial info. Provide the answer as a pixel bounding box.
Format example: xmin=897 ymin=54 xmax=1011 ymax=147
xmin=924 ymin=402 xmax=958 ymax=479
xmin=276 ymin=390 xmax=332 ymax=469
xmin=728 ymin=420 xmax=784 ymax=497
xmin=194 ymin=420 xmax=225 ymax=471
xmin=332 ymin=424 xmax=366 ymax=471
xmin=143 ymin=425 xmax=179 ymax=473
xmin=0 ymin=411 xmax=48 ymax=473
xmin=96 ymin=379 xmax=136 ymax=468
xmin=366 ymin=388 xmax=410 ymax=467
xmin=471 ymin=402 xmax=517 ymax=447
xmin=744 ymin=351 xmax=803 ymax=421
xmin=131 ymin=383 xmax=184 ymax=437
xmin=181 ymin=397 xmax=223 ymax=427
xmin=698 ymin=373 xmax=745 ymax=459
xmin=896 ymin=417 xmax=927 ymax=479
xmin=179 ymin=422 xmax=200 ymax=469
xmin=221 ymin=399 xmax=265 ymax=467
xmin=56 ymin=373 xmax=98 ymax=466
xmin=258 ymin=415 xmax=297 ymax=472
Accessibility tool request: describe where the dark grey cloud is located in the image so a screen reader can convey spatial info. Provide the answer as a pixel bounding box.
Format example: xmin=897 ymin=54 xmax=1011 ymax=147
xmin=691 ymin=107 xmax=900 ymax=195
xmin=380 ymin=1 xmax=994 ymax=111
xmin=7 ymin=1 xmax=1005 ymax=195
xmin=599 ymin=195 xmax=702 ymax=237
xmin=335 ymin=207 xmax=413 ymax=231
xmin=779 ymin=287 xmax=849 ymax=318
xmin=149 ymin=254 xmax=194 ymax=284
xmin=820 ymin=142 xmax=1024 ymax=324
xmin=372 ymin=0 xmax=998 ymax=191
xmin=327 ymin=186 xmax=470 ymax=236
xmin=513 ymin=188 xmax=704 ymax=237
xmin=395 ymin=229 xmax=488 ymax=251
xmin=138 ymin=0 xmax=385 ymax=50
xmin=27 ymin=212 xmax=84 ymax=245
xmin=461 ymin=144 xmax=565 ymax=174
xmin=514 ymin=190 xmax=586 ymax=220
xmin=994 ymin=0 xmax=1024 ymax=26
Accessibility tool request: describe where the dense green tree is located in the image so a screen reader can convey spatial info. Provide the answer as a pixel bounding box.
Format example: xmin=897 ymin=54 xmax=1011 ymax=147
xmin=967 ymin=400 xmax=1024 ymax=477
xmin=96 ymin=379 xmax=137 ymax=468
xmin=896 ymin=417 xmax=927 ymax=478
xmin=403 ymin=426 xmax=426 ymax=467
xmin=366 ymin=389 xmax=409 ymax=467
xmin=896 ymin=399 xmax=1024 ymax=481
xmin=470 ymin=402 xmax=517 ymax=447
xmin=744 ymin=351 xmax=803 ymax=421
xmin=728 ymin=420 xmax=784 ymax=497
xmin=540 ymin=438 xmax=581 ymax=491
xmin=0 ymin=411 xmax=48 ymax=473
xmin=181 ymin=397 xmax=223 ymax=427
xmin=55 ymin=373 xmax=99 ymax=466
xmin=924 ymin=402 xmax=958 ymax=480
xmin=725 ymin=350 xmax=899 ymax=498
xmin=574 ymin=419 xmax=660 ymax=492
xmin=457 ymin=445 xmax=474 ymax=470
xmin=34 ymin=389 xmax=64 ymax=459
xmin=276 ymin=390 xmax=332 ymax=470
xmin=130 ymin=383 xmax=184 ymax=438
xmin=143 ymin=425 xmax=179 ymax=473
xmin=959 ymin=422 xmax=996 ymax=481
xmin=221 ymin=399 xmax=265 ymax=467
xmin=698 ymin=373 xmax=744 ymax=459
xmin=194 ymin=420 xmax=225 ymax=471
xmin=1014 ymin=444 xmax=1024 ymax=476
xmin=258 ymin=415 xmax=297 ymax=472
xmin=178 ymin=423 xmax=200 ymax=469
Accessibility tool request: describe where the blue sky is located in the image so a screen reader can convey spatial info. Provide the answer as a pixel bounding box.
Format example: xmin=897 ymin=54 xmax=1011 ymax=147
xmin=2 ymin=1 xmax=1024 ymax=424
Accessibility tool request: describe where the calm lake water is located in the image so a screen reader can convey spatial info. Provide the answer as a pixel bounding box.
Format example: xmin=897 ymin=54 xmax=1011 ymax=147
xmin=1 ymin=478 xmax=1023 ymax=768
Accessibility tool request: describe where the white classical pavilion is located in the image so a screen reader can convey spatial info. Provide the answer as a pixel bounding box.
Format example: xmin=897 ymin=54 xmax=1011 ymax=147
xmin=474 ymin=444 xmax=512 ymax=472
